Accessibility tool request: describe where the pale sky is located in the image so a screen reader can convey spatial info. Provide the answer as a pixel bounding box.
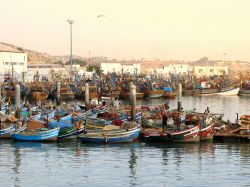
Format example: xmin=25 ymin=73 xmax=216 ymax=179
xmin=1 ymin=0 xmax=250 ymax=61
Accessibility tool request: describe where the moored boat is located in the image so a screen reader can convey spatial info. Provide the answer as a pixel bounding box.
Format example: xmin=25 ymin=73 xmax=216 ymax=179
xmin=239 ymin=89 xmax=250 ymax=96
xmin=79 ymin=122 xmax=140 ymax=143
xmin=196 ymin=86 xmax=240 ymax=96
xmin=0 ymin=115 xmax=27 ymax=139
xmin=0 ymin=122 xmax=27 ymax=139
xmin=58 ymin=125 xmax=85 ymax=139
xmin=200 ymin=123 xmax=214 ymax=141
xmin=163 ymin=92 xmax=177 ymax=99
xmin=167 ymin=125 xmax=200 ymax=143
xmin=12 ymin=127 xmax=60 ymax=142
xmin=60 ymin=85 xmax=75 ymax=100
xmin=119 ymin=92 xmax=144 ymax=99
xmin=143 ymin=90 xmax=164 ymax=99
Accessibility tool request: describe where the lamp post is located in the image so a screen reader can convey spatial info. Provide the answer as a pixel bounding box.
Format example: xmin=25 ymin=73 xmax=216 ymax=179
xmin=67 ymin=19 xmax=74 ymax=73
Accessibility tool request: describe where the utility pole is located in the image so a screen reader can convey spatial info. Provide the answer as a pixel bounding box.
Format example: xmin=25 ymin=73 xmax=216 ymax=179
xmin=67 ymin=19 xmax=74 ymax=73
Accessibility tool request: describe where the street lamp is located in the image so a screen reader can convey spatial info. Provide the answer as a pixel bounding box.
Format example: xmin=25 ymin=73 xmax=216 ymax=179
xmin=67 ymin=19 xmax=74 ymax=73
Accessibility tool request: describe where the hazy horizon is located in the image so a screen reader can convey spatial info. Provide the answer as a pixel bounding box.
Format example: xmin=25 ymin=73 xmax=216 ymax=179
xmin=1 ymin=0 xmax=250 ymax=61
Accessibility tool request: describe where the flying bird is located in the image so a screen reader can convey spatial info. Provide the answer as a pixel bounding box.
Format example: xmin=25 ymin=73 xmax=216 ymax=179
xmin=97 ymin=15 xmax=106 ymax=18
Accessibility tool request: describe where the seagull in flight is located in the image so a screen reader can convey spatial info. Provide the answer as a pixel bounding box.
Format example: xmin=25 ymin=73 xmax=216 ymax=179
xmin=97 ymin=14 xmax=106 ymax=18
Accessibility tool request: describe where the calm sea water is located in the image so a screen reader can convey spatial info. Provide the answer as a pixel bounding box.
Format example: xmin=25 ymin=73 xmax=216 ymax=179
xmin=135 ymin=96 xmax=250 ymax=122
xmin=1 ymin=96 xmax=250 ymax=187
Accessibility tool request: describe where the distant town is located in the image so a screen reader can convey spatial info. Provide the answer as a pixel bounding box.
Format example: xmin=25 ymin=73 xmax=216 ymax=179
xmin=1 ymin=42 xmax=250 ymax=82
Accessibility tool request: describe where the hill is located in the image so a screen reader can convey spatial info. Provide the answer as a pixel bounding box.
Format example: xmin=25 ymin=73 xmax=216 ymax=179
xmin=0 ymin=42 xmax=60 ymax=64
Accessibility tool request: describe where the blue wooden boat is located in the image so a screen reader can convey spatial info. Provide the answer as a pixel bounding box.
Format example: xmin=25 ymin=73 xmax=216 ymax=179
xmin=79 ymin=122 xmax=141 ymax=143
xmin=11 ymin=127 xmax=60 ymax=142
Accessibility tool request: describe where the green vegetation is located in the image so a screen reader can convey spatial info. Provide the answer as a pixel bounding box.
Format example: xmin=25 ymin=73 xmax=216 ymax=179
xmin=86 ymin=64 xmax=103 ymax=75
xmin=54 ymin=61 xmax=64 ymax=65
xmin=17 ymin=47 xmax=24 ymax=52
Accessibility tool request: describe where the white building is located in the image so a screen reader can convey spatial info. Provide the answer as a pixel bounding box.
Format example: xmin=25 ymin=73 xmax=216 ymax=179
xmin=100 ymin=63 xmax=141 ymax=74
xmin=0 ymin=43 xmax=27 ymax=77
xmin=123 ymin=64 xmax=140 ymax=75
xmin=27 ymin=64 xmax=65 ymax=81
xmin=194 ymin=65 xmax=229 ymax=77
xmin=100 ymin=63 xmax=121 ymax=74
xmin=150 ymin=64 xmax=191 ymax=75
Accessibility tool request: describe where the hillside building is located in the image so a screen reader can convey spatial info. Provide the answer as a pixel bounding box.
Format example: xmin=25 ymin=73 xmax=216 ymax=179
xmin=0 ymin=43 xmax=27 ymax=77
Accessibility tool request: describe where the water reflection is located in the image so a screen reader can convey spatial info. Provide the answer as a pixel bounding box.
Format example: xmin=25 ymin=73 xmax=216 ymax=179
xmin=2 ymin=140 xmax=250 ymax=187
xmin=129 ymin=147 xmax=137 ymax=186
xmin=134 ymin=96 xmax=250 ymax=121
xmin=13 ymin=146 xmax=21 ymax=187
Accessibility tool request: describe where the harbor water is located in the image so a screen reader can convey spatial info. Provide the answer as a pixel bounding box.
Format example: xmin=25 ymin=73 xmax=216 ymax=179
xmin=1 ymin=96 xmax=250 ymax=187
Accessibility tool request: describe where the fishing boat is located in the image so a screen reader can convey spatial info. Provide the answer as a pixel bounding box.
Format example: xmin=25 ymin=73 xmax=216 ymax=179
xmin=119 ymin=91 xmax=144 ymax=99
xmin=239 ymin=89 xmax=250 ymax=96
xmin=0 ymin=114 xmax=28 ymax=138
xmin=200 ymin=123 xmax=214 ymax=141
xmin=101 ymin=91 xmax=120 ymax=99
xmin=195 ymin=81 xmax=240 ymax=96
xmin=58 ymin=124 xmax=85 ymax=139
xmin=163 ymin=87 xmax=177 ymax=99
xmin=60 ymin=85 xmax=75 ymax=100
xmin=163 ymin=92 xmax=177 ymax=99
xmin=12 ymin=127 xmax=60 ymax=142
xmin=29 ymin=85 xmax=49 ymax=101
xmin=79 ymin=122 xmax=141 ymax=143
xmin=142 ymin=111 xmax=201 ymax=143
xmin=81 ymin=85 xmax=100 ymax=100
xmin=47 ymin=114 xmax=86 ymax=139
xmin=166 ymin=125 xmax=200 ymax=143
xmin=143 ymin=90 xmax=164 ymax=99
xmin=0 ymin=119 xmax=27 ymax=139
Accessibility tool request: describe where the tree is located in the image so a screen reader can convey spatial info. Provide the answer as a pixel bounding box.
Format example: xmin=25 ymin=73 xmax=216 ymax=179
xmin=86 ymin=64 xmax=103 ymax=75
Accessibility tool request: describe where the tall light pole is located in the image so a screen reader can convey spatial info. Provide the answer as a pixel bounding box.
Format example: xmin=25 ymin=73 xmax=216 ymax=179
xmin=67 ymin=19 xmax=74 ymax=73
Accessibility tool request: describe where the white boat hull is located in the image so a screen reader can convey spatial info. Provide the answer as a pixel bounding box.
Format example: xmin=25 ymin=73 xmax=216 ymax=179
xmin=202 ymin=88 xmax=240 ymax=96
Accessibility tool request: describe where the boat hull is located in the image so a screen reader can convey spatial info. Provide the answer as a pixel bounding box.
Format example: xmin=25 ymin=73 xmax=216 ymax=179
xmin=239 ymin=89 xmax=250 ymax=96
xmin=120 ymin=92 xmax=144 ymax=99
xmin=167 ymin=125 xmax=200 ymax=143
xmin=143 ymin=90 xmax=164 ymax=99
xmin=12 ymin=128 xmax=59 ymax=142
xmin=200 ymin=88 xmax=240 ymax=96
xmin=0 ymin=125 xmax=27 ymax=139
xmin=200 ymin=124 xmax=214 ymax=141
xmin=143 ymin=131 xmax=168 ymax=142
xmin=58 ymin=126 xmax=85 ymax=139
xmin=6 ymin=90 xmax=15 ymax=99
xmin=60 ymin=93 xmax=75 ymax=100
xmin=163 ymin=92 xmax=177 ymax=99
xmin=79 ymin=127 xmax=140 ymax=143
xmin=30 ymin=92 xmax=48 ymax=101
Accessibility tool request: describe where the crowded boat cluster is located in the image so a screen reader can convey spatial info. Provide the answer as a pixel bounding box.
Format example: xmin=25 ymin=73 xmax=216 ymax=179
xmin=0 ymin=95 xmax=218 ymax=143
xmin=2 ymin=70 xmax=250 ymax=103
xmin=0 ymin=70 xmax=250 ymax=143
